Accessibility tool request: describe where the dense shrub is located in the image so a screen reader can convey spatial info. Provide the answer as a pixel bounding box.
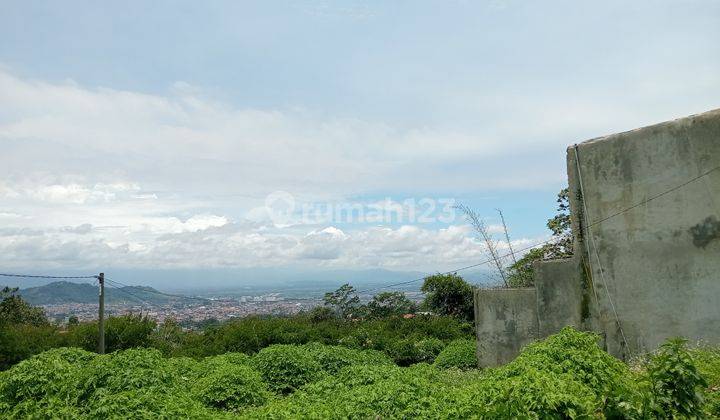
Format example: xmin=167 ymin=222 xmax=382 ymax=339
xmin=251 ymin=345 xmax=323 ymax=394
xmin=433 ymin=338 xmax=477 ymax=369
xmin=66 ymin=314 xmax=156 ymax=353
xmin=3 ymin=327 xmax=720 ymax=418
xmin=0 ymin=347 xmax=94 ymax=404
xmin=0 ymin=323 xmax=68 ymax=370
xmin=496 ymin=326 xmax=644 ymax=418
xmin=202 ymin=351 xmax=251 ymax=368
xmin=388 ymin=336 xmax=445 ymax=365
xmin=85 ymin=388 xmax=212 ymax=420
xmin=245 ymin=363 xmax=450 ymax=419
xmin=691 ymin=345 xmax=720 ymax=417
xmin=645 ymin=338 xmax=707 ymax=418
xmin=193 ymin=363 xmax=271 ymax=411
xmin=301 ymin=342 xmax=392 ymax=374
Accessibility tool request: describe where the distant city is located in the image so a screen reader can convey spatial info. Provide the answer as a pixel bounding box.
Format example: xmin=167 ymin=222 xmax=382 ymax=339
xmin=41 ymin=295 xmax=321 ymax=326
xmin=16 ymin=278 xmax=432 ymax=327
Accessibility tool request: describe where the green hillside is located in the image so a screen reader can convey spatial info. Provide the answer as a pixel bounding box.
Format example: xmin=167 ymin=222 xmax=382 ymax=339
xmin=18 ymin=281 xmax=180 ymax=306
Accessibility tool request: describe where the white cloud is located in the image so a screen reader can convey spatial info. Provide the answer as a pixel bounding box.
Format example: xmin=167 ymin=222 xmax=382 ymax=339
xmin=1 ymin=66 xmax=713 ymax=272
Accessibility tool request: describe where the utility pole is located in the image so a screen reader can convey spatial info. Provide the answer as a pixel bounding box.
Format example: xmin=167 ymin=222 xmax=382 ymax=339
xmin=496 ymin=209 xmax=517 ymax=265
xmin=98 ymin=272 xmax=105 ymax=354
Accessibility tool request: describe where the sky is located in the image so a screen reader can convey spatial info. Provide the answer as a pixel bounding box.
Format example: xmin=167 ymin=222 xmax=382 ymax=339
xmin=0 ymin=1 xmax=719 ymax=286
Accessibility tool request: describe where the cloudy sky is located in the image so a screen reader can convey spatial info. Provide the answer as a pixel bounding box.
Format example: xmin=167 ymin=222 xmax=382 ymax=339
xmin=0 ymin=1 xmax=718 ymax=283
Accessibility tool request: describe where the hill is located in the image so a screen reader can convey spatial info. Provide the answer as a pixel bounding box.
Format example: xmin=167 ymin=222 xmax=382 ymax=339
xmin=17 ymin=281 xmax=188 ymax=306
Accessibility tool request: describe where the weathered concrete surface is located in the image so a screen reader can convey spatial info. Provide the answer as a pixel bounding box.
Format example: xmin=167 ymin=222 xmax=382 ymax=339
xmin=474 ymin=288 xmax=538 ymax=367
xmin=567 ymin=108 xmax=720 ymax=358
xmin=534 ymin=258 xmax=583 ymax=338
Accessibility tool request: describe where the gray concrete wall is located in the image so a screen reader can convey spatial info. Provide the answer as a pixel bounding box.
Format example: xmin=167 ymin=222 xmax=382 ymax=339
xmin=534 ymin=258 xmax=584 ymax=338
xmin=567 ymin=108 xmax=720 ymax=358
xmin=474 ymin=287 xmax=539 ymax=367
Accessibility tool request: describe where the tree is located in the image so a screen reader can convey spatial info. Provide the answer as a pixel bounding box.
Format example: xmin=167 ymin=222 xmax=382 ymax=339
xmin=506 ymin=188 xmax=574 ymax=287
xmin=308 ymin=306 xmax=335 ymax=322
xmin=545 ymin=188 xmax=573 ymax=259
xmin=149 ymin=318 xmax=185 ymax=356
xmin=323 ymin=284 xmax=360 ymax=319
xmin=421 ymin=273 xmax=473 ymax=322
xmin=366 ymin=292 xmax=416 ymax=319
xmin=0 ymin=287 xmax=48 ymax=326
xmin=506 ymin=247 xmax=545 ymax=288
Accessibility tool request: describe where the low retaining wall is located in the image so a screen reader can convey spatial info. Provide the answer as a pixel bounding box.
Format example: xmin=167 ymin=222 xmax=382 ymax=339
xmin=474 ymin=287 xmax=538 ymax=367
xmin=534 ymin=258 xmax=584 ymax=337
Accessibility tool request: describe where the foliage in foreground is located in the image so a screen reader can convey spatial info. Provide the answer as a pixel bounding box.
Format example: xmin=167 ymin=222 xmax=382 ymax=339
xmin=1 ymin=327 xmax=718 ymax=419
xmin=433 ymin=338 xmax=477 ymax=370
xmin=0 ymin=312 xmax=474 ymax=370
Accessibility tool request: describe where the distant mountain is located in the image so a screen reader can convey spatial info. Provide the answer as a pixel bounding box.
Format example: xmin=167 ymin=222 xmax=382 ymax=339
xmin=6 ymin=267 xmax=500 ymax=301
xmin=18 ymin=281 xmax=192 ymax=306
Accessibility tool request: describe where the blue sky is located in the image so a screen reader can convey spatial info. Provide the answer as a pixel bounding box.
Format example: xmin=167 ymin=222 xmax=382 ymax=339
xmin=0 ymin=1 xmax=719 ymax=280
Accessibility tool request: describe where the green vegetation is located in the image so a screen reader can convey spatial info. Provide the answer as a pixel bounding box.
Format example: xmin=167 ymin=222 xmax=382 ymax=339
xmin=3 ymin=328 xmax=718 ymax=418
xmin=420 ymin=272 xmax=474 ymax=321
xmin=507 ymin=188 xmax=575 ymax=287
xmin=4 ymin=275 xmax=720 ymax=417
xmin=433 ymin=338 xmax=477 ymax=370
xmin=0 ymin=312 xmax=473 ymax=370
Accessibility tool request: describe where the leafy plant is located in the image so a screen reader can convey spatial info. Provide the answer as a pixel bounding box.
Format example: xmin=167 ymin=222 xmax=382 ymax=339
xmin=366 ymin=291 xmax=416 ymax=319
xmin=433 ymin=339 xmax=477 ymax=370
xmin=323 ymin=283 xmax=360 ymax=319
xmin=420 ymin=273 xmax=474 ymax=321
xmin=645 ymin=338 xmax=707 ymax=418
xmin=251 ymin=344 xmax=323 ymax=394
xmin=193 ymin=363 xmax=271 ymax=412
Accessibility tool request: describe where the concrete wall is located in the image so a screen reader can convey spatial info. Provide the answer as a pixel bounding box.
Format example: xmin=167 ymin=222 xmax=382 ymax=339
xmin=567 ymin=108 xmax=720 ymax=357
xmin=474 ymin=288 xmax=538 ymax=367
xmin=474 ymin=108 xmax=720 ymax=366
xmin=534 ymin=258 xmax=584 ymax=338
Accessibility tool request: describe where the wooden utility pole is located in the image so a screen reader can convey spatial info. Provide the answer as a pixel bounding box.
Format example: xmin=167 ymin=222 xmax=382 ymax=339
xmin=98 ymin=272 xmax=105 ymax=354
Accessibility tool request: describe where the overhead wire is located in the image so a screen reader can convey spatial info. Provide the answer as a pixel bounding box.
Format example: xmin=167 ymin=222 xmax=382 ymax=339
xmin=105 ymin=279 xmax=161 ymax=309
xmin=358 ymin=162 xmax=719 ymax=295
xmin=103 ymin=277 xmax=211 ymax=303
xmin=0 ymin=273 xmax=98 ymax=279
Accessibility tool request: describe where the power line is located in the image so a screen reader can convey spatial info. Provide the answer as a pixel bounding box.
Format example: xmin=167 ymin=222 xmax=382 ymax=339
xmin=358 ymin=163 xmax=719 ymax=295
xmin=357 ymin=236 xmax=561 ymax=294
xmin=0 ymin=273 xmax=98 ymax=279
xmin=105 ymin=280 xmax=160 ymax=309
xmin=104 ymin=277 xmax=211 ymax=302
xmin=585 ymin=164 xmax=720 ymax=228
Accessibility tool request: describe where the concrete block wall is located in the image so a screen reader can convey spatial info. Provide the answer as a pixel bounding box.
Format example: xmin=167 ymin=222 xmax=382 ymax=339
xmin=474 ymin=287 xmax=538 ymax=367
xmin=474 ymin=259 xmax=585 ymax=367
xmin=474 ymin=108 xmax=720 ymax=366
xmin=534 ymin=258 xmax=584 ymax=337
xmin=567 ymin=108 xmax=720 ymax=358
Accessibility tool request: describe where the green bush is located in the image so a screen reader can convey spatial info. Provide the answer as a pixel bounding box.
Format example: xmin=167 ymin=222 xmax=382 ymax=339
xmin=5 ymin=325 xmax=720 ymax=418
xmin=388 ymin=336 xmax=445 ymax=365
xmin=201 ymin=351 xmax=251 ymax=369
xmin=193 ymin=363 xmax=271 ymax=412
xmin=251 ymin=344 xmax=323 ymax=394
xmin=645 ymin=338 xmax=707 ymax=418
xmin=0 ymin=323 xmax=66 ymax=370
xmin=691 ymin=345 xmax=720 ymax=417
xmin=497 ymin=326 xmax=644 ymax=418
xmin=301 ymin=342 xmax=392 ymax=374
xmin=66 ymin=314 xmax=156 ymax=353
xmin=85 ymin=388 xmax=213 ymax=420
xmin=433 ymin=339 xmax=477 ymax=369
xmin=0 ymin=347 xmax=94 ymax=404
